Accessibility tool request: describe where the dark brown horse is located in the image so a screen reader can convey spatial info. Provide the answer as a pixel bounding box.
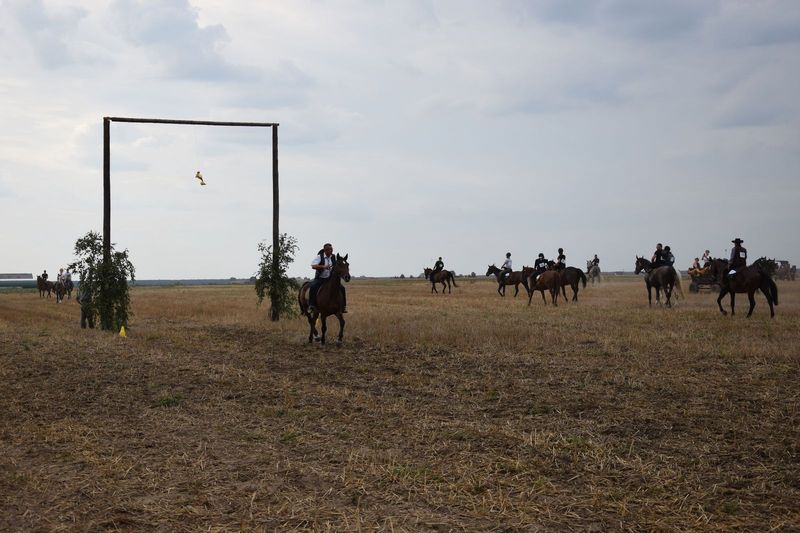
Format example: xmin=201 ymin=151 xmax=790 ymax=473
xmin=545 ymin=261 xmax=586 ymax=302
xmin=37 ymin=276 xmax=54 ymax=298
xmin=634 ymin=257 xmax=683 ymax=307
xmin=525 ymin=267 xmax=561 ymax=306
xmin=298 ymin=253 xmax=351 ymax=346
xmin=424 ymin=268 xmax=458 ymax=294
xmin=559 ymin=266 xmax=587 ymax=302
xmin=708 ymin=258 xmax=778 ymax=318
xmin=486 ymin=264 xmax=529 ymax=297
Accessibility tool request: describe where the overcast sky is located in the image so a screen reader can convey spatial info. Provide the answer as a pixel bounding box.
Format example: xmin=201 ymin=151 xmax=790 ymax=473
xmin=1 ymin=0 xmax=798 ymax=279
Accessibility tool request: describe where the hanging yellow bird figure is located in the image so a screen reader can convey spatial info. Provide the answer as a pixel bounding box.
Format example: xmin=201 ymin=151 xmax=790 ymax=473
xmin=195 ymin=171 xmax=206 ymax=186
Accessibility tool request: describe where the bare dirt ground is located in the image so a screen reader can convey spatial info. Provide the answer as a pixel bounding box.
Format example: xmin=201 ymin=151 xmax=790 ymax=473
xmin=1 ymin=277 xmax=798 ymax=531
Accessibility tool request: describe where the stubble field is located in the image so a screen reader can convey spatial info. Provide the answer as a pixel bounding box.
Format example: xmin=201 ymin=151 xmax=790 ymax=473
xmin=1 ymin=277 xmax=798 ymax=531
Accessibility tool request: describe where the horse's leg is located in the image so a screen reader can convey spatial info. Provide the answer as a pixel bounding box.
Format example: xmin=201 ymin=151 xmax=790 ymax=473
xmin=647 ymin=284 xmax=652 ymax=307
xmin=730 ymin=292 xmax=736 ymax=316
xmin=336 ymin=313 xmax=345 ymax=346
xmin=665 ymin=285 xmax=672 ymax=308
xmin=320 ymin=315 xmax=328 ymax=345
xmin=540 ymin=289 xmax=547 ymax=305
xmin=572 ymin=282 xmax=579 ymax=302
xmin=513 ymin=282 xmax=519 ymax=297
xmin=431 ymin=282 xmax=436 ymax=294
xmin=561 ymin=284 xmax=567 ymax=302
xmin=307 ymin=313 xmax=316 ymax=343
xmin=746 ymin=290 xmax=757 ymax=318
xmin=527 ymin=287 xmax=534 ymax=306
xmin=716 ymin=287 xmax=729 ymax=315
xmin=551 ymin=286 xmax=558 ymax=306
xmin=759 ymin=285 xmax=775 ymax=318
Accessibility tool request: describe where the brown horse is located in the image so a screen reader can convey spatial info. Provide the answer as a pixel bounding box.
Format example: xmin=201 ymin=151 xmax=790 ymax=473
xmin=298 ymin=253 xmax=351 ymax=346
xmin=559 ymin=266 xmax=587 ymax=302
xmin=37 ymin=276 xmax=54 ymax=298
xmin=486 ymin=264 xmax=529 ymax=297
xmin=424 ymin=268 xmax=458 ymax=294
xmin=525 ymin=267 xmax=561 ymax=306
xmin=708 ymin=258 xmax=778 ymax=318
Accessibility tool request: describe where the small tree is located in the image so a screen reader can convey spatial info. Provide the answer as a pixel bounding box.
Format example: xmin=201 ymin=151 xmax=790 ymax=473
xmin=68 ymin=231 xmax=135 ymax=331
xmin=255 ymin=233 xmax=299 ymax=321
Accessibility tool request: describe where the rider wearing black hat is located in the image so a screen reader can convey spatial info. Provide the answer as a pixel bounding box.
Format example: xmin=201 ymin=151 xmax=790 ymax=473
xmin=729 ymin=238 xmax=747 ymax=278
xmin=555 ymin=248 xmax=566 ymax=272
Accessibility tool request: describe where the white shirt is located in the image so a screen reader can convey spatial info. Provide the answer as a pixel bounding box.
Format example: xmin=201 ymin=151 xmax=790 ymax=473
xmin=312 ymin=254 xmax=333 ymax=279
xmin=501 ymin=258 xmax=512 ymax=270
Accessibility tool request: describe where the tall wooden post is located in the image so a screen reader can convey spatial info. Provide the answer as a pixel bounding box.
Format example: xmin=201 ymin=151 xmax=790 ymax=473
xmin=102 ymin=117 xmax=111 ymax=329
xmin=270 ymin=125 xmax=280 ymax=321
xmin=103 ymin=117 xmax=111 ymax=264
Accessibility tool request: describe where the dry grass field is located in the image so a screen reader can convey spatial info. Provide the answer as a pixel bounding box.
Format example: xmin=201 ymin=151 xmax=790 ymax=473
xmin=1 ymin=277 xmax=799 ymax=531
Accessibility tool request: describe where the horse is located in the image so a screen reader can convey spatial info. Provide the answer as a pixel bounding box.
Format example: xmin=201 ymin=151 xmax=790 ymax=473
xmin=586 ymin=260 xmax=601 ymax=284
xmin=423 ymin=268 xmax=458 ymax=294
xmin=64 ymin=277 xmax=74 ymax=299
xmin=486 ymin=265 xmax=529 ymax=297
xmin=298 ymin=253 xmax=351 ymax=346
xmin=634 ymin=257 xmax=684 ymax=307
xmin=36 ymin=276 xmax=55 ymax=298
xmin=524 ymin=266 xmax=561 ymax=306
xmin=54 ymin=280 xmax=66 ymax=303
xmin=708 ymin=257 xmax=778 ymax=318
xmin=559 ymin=266 xmax=587 ymax=302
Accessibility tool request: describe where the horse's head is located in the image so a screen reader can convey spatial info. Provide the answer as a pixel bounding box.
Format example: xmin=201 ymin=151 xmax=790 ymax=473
xmin=334 ymin=253 xmax=351 ymax=282
xmin=486 ymin=265 xmax=498 ymax=276
xmin=634 ymin=256 xmax=650 ymax=275
xmin=521 ymin=266 xmax=535 ymax=278
xmin=423 ymin=267 xmax=431 ymax=279
xmin=753 ymin=257 xmax=777 ymax=276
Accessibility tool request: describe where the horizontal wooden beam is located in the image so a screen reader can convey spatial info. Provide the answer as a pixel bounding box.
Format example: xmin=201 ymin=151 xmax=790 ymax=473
xmin=106 ymin=117 xmax=278 ymax=127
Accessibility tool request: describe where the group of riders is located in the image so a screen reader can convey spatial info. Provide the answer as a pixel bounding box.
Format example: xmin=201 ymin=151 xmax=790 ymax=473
xmin=38 ymin=267 xmax=73 ymax=299
xmin=685 ymin=238 xmax=749 ymax=280
xmin=299 ymin=237 xmax=753 ymax=314
xmin=425 ymin=249 xmax=601 ymax=289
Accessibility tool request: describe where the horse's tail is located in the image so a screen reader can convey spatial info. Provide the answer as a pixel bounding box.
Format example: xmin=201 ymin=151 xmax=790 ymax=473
xmin=297 ymin=282 xmax=310 ymax=317
xmin=673 ymin=267 xmax=684 ymax=299
xmin=767 ymin=276 xmax=779 ymax=306
xmin=578 ymin=269 xmax=586 ymax=288
xmin=449 ymin=271 xmax=458 ymax=287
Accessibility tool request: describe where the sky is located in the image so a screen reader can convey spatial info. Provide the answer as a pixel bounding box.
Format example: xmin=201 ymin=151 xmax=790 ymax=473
xmin=1 ymin=0 xmax=799 ymax=279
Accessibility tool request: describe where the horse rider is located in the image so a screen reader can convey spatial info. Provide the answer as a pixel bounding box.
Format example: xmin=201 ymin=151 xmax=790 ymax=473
xmin=663 ymin=246 xmax=675 ymax=266
xmin=58 ymin=268 xmax=67 ymax=284
xmin=728 ymin=238 xmax=747 ymax=280
xmin=591 ymin=254 xmax=600 ymax=267
xmin=308 ymin=243 xmax=347 ymax=314
xmin=499 ymin=253 xmax=513 ymax=286
xmin=534 ymin=253 xmax=549 ymax=280
xmin=41 ymin=269 xmax=48 ymax=281
xmin=701 ymin=249 xmax=712 ymax=266
xmin=431 ymin=257 xmax=444 ymax=279
xmin=555 ymin=248 xmax=566 ymax=272
xmin=651 ymin=243 xmax=667 ymax=268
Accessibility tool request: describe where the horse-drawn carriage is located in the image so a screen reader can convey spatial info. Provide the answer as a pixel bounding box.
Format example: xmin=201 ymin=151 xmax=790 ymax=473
xmin=688 ymin=267 xmax=720 ymax=293
xmin=775 ymin=260 xmax=796 ymax=281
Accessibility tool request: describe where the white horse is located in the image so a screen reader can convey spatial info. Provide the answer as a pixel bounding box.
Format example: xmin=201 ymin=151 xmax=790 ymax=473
xmin=586 ymin=260 xmax=601 ymax=284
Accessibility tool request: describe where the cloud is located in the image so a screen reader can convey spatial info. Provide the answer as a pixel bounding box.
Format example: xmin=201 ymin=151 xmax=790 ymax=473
xmin=110 ymin=0 xmax=254 ymax=80
xmin=4 ymin=0 xmax=93 ymax=68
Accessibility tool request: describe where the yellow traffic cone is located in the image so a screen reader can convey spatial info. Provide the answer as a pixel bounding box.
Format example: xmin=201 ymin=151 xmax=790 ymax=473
xmin=119 ymin=326 xmax=126 ymax=338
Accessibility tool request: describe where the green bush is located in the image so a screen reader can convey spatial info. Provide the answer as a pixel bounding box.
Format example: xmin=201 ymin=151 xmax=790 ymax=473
xmin=68 ymin=231 xmax=135 ymax=331
xmin=255 ymin=233 xmax=299 ymax=321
